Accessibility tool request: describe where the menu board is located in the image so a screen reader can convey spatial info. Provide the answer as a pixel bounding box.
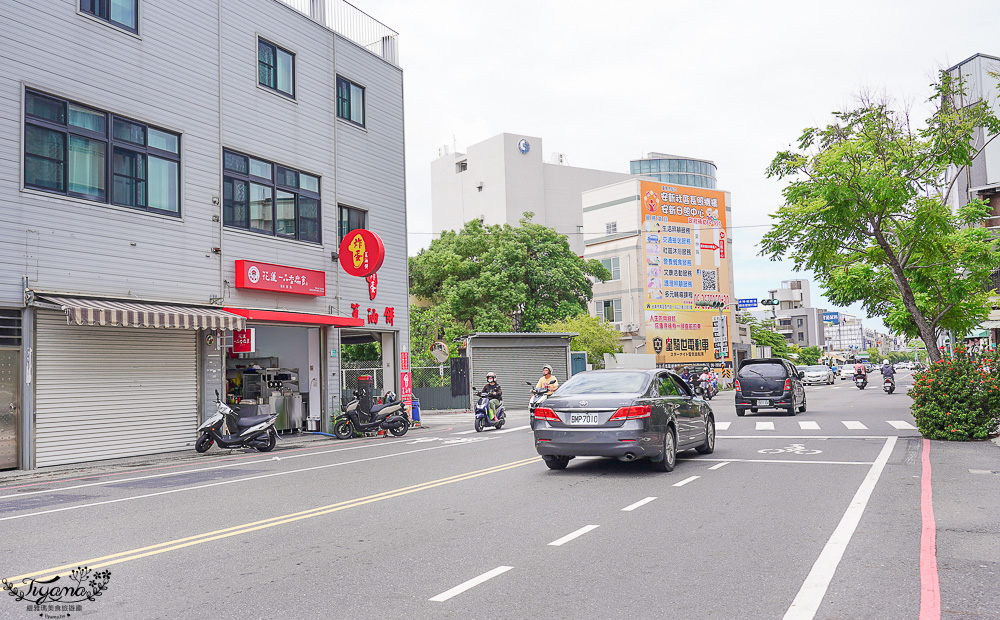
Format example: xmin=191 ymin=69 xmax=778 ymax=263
xmin=640 ymin=180 xmax=731 ymax=365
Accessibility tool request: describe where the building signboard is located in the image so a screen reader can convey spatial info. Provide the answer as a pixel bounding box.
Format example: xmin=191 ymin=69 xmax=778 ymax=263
xmin=339 ymin=229 xmax=386 ymax=278
xmin=232 ymin=328 xmax=255 ymax=353
xmin=234 ymin=260 xmax=325 ymax=296
xmin=823 ymin=312 xmax=840 ymax=325
xmin=640 ymin=180 xmax=731 ymax=365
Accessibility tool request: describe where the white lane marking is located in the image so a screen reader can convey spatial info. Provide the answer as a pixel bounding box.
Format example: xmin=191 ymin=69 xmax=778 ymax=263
xmin=429 ymin=566 xmax=514 ymax=602
xmin=969 ymin=469 xmax=993 ymax=474
xmin=622 ymin=497 xmax=657 ymax=511
xmin=887 ymin=420 xmax=917 ymax=430
xmin=798 ymin=421 xmax=821 ymax=430
xmin=452 ymin=430 xmax=478 ymax=435
xmin=681 ymin=458 xmax=872 ymax=465
xmin=0 ymin=442 xmax=493 ymax=523
xmin=756 ymin=422 xmax=775 ymax=431
xmin=715 ymin=422 xmax=732 ymax=431
xmin=673 ymin=475 xmax=700 ymax=487
xmin=717 ymin=435 xmax=891 ymax=439
xmin=548 ymin=524 xmax=600 ymax=546
xmin=494 ymin=425 xmax=531 ymax=434
xmin=709 ymin=462 xmax=730 ymax=470
xmin=783 ymin=436 xmax=897 ymax=620
xmin=842 ymin=421 xmax=868 ymax=430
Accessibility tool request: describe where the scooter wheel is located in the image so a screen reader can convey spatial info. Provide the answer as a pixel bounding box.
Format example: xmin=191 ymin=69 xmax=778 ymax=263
xmin=389 ymin=420 xmax=409 ymax=437
xmin=333 ymin=419 xmax=353 ymax=440
xmin=256 ymin=430 xmax=277 ymax=452
xmin=195 ymin=433 xmax=213 ymax=453
xmin=474 ymin=417 xmax=485 ymax=433
xmin=494 ymin=419 xmax=504 ymax=430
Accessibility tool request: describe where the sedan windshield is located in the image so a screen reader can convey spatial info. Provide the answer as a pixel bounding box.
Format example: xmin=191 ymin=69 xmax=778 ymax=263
xmin=806 ymin=365 xmax=828 ymax=372
xmin=556 ymin=372 xmax=648 ymax=395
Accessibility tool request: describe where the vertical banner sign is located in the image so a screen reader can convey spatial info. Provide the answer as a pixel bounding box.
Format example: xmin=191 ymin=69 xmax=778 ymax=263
xmin=400 ymin=351 xmax=410 ymax=372
xmin=640 ymin=180 xmax=732 ymax=365
xmin=400 ymin=371 xmax=413 ymax=411
xmin=232 ymin=328 xmax=256 ymax=353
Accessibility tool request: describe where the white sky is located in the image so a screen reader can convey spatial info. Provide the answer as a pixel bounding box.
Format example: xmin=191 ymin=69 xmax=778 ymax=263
xmin=361 ymin=0 xmax=999 ymax=333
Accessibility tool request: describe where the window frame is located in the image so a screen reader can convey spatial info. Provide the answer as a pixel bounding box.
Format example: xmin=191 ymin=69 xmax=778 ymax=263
xmin=597 ymin=299 xmax=622 ymax=323
xmin=222 ymin=148 xmax=321 ymax=244
xmin=600 ymin=256 xmax=621 ymax=281
xmin=336 ymin=76 xmax=366 ymax=128
xmin=23 ymin=89 xmax=181 ymax=216
xmin=338 ymin=204 xmax=368 ymax=242
xmin=257 ymin=37 xmax=296 ymax=99
xmin=79 ymin=0 xmax=139 ymax=34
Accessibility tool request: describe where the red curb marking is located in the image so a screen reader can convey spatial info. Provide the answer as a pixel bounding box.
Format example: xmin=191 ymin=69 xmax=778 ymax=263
xmin=919 ymin=438 xmax=941 ymax=620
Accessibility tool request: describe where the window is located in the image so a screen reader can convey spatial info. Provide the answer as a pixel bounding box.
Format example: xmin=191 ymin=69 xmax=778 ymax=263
xmin=606 ymin=221 xmax=617 ymax=235
xmin=798 ymin=332 xmax=805 ymax=342
xmin=797 ymin=318 xmax=804 ymax=327
xmin=338 ymin=205 xmax=367 ymax=241
xmin=336 ymin=76 xmax=365 ymax=127
xmin=597 ymin=299 xmax=622 ymax=323
xmin=24 ymin=90 xmax=179 ymax=214
xmin=656 ymin=374 xmax=682 ymax=396
xmin=600 ymin=257 xmax=621 ymax=280
xmin=223 ymin=149 xmax=320 ymax=243
xmin=258 ymin=39 xmax=295 ymax=98
xmin=456 ymin=161 xmax=467 ymax=173
xmin=80 ymin=0 xmax=138 ymax=32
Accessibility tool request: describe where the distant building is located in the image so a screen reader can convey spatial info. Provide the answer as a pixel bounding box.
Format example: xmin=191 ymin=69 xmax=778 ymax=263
xmin=751 ymin=279 xmax=827 ymax=348
xmin=824 ymin=312 xmax=865 ymax=354
xmin=630 ymin=153 xmax=718 ymax=189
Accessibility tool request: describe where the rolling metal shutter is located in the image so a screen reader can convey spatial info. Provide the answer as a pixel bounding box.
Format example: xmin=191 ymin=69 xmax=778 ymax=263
xmin=35 ymin=311 xmax=198 ymax=467
xmin=470 ymin=346 xmax=568 ymax=408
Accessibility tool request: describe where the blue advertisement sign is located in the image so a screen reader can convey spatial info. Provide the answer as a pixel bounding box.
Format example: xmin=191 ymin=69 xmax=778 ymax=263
xmin=737 ymin=298 xmax=758 ymax=309
xmin=823 ymin=312 xmax=840 ymax=325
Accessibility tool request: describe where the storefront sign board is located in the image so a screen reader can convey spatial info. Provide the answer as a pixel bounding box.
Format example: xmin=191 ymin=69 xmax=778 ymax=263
xmin=339 ymin=230 xmax=386 ymax=277
xmin=400 ymin=371 xmax=413 ymax=410
xmin=232 ymin=328 xmax=256 ymax=353
xmin=234 ymin=260 xmax=325 ymax=296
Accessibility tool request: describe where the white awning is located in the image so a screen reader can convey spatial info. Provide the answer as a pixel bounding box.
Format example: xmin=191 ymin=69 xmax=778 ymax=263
xmin=38 ymin=295 xmax=245 ymax=330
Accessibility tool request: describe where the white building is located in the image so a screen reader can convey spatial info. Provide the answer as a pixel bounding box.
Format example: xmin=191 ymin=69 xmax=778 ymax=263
xmin=751 ymin=279 xmax=827 ymax=348
xmin=431 ymin=134 xmax=634 ymax=254
xmin=824 ymin=312 xmax=865 ymax=353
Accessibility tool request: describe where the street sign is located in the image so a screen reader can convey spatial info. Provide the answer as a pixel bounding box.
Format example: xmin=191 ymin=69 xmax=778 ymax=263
xmin=737 ymin=298 xmax=758 ymax=309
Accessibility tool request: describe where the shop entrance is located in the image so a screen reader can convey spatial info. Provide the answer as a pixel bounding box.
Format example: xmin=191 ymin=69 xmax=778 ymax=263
xmin=0 ymin=347 xmax=19 ymax=470
xmin=226 ymin=325 xmax=322 ymax=432
xmin=340 ymin=329 xmax=397 ymax=405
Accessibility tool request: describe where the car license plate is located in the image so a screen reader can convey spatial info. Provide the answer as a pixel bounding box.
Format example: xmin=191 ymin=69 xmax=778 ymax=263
xmin=570 ymin=413 xmax=600 ymax=425
xmin=757 ymin=399 xmax=770 ymax=406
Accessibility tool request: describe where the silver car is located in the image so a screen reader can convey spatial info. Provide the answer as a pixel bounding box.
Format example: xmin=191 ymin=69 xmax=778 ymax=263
xmin=801 ymin=364 xmax=835 ymax=385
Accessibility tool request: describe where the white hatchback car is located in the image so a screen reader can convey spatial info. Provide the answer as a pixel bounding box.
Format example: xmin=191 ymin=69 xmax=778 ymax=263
xmin=800 ymin=365 xmax=835 ymax=385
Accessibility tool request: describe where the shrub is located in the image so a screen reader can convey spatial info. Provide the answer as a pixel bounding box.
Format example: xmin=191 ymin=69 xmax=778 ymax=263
xmin=909 ymin=346 xmax=1000 ymax=440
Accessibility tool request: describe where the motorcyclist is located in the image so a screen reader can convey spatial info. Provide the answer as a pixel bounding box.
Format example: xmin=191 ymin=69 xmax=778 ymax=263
xmin=698 ymin=367 xmax=717 ymax=396
xmin=853 ymin=361 xmax=868 ymax=388
xmin=482 ymin=372 xmax=503 ymax=423
xmin=536 ymin=365 xmax=559 ymax=394
xmin=680 ymin=368 xmax=693 ymax=385
xmin=880 ymin=359 xmax=896 ymax=386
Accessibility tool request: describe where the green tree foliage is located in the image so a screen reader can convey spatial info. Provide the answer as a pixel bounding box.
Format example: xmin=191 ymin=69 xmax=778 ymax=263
xmin=866 ymin=347 xmax=882 ymax=362
xmin=797 ymin=346 xmax=824 ymax=365
xmin=341 ymin=342 xmax=380 ymax=362
xmin=540 ymin=315 xmax=623 ymax=369
xmin=409 ymin=213 xmax=610 ymax=333
xmin=761 ymin=76 xmax=1000 ymax=363
xmin=909 ymin=346 xmax=1000 ymax=440
xmin=738 ymin=313 xmax=793 ymax=360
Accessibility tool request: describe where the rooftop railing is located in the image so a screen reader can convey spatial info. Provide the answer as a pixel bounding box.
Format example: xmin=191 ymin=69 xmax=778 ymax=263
xmin=277 ymin=0 xmax=400 ymax=66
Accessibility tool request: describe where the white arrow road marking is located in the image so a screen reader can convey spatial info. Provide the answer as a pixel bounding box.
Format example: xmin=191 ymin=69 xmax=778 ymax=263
xmin=842 ymin=421 xmax=868 ymax=430
xmin=548 ymin=525 xmax=600 ymax=546
xmin=887 ymin=420 xmax=917 ymax=430
xmin=716 ymin=422 xmax=732 ymax=431
xmin=756 ymin=422 xmax=775 ymax=431
xmin=622 ymin=497 xmax=657 ymax=511
xmin=798 ymin=421 xmax=821 ymax=430
xmin=429 ymin=566 xmax=514 ymax=602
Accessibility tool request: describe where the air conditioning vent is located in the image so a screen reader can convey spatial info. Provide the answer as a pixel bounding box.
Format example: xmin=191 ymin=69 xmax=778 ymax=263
xmin=612 ymin=323 xmax=623 ymax=332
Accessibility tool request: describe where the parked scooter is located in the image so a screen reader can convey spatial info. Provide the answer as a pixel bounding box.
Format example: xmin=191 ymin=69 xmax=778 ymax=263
xmin=196 ymin=390 xmax=279 ymax=453
xmin=333 ymin=390 xmax=409 ymax=439
xmin=883 ymin=377 xmax=895 ymax=394
xmin=473 ymin=388 xmax=505 ymax=432
xmin=854 ymin=374 xmax=867 ymax=390
xmin=527 ymin=379 xmax=556 ymax=429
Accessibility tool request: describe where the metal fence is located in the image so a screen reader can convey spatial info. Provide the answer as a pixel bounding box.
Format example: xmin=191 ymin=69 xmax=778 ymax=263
xmin=341 ymin=360 xmax=383 ymax=405
xmin=276 ymin=0 xmax=400 ymax=66
xmin=411 ymin=365 xmax=469 ymax=411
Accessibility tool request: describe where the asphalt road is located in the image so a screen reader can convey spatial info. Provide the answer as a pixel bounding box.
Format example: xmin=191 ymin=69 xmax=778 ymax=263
xmin=0 ymin=371 xmax=997 ymax=619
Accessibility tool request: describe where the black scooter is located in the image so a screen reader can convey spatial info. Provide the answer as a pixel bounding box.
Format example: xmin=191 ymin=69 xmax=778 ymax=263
xmin=196 ymin=390 xmax=279 ymax=453
xmin=333 ymin=390 xmax=410 ymax=439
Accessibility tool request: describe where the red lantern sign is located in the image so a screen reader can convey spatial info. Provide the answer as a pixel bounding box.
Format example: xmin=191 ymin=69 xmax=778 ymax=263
xmin=339 ymin=230 xmax=386 ymax=278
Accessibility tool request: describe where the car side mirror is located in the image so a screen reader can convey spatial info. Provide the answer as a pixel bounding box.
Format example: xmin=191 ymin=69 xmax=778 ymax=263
xmin=798 ymin=372 xmax=805 ymax=379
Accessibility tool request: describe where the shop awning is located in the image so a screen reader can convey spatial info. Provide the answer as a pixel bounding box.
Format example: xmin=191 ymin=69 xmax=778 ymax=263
xmin=223 ymin=307 xmax=364 ymax=327
xmin=39 ymin=295 xmax=245 ymax=330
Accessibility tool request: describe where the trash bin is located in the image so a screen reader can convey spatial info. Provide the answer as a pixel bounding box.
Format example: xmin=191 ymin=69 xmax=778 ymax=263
xmin=410 ymin=399 xmax=421 ymax=422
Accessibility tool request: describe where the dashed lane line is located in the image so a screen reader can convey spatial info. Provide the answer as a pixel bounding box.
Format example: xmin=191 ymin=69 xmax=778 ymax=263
xmin=429 ymin=566 xmax=514 ymax=602
xmin=548 ymin=525 xmax=600 ymax=547
xmin=708 ymin=462 xmax=730 ymax=470
xmin=672 ymin=475 xmax=700 ymax=487
xmin=622 ymin=497 xmax=657 ymax=511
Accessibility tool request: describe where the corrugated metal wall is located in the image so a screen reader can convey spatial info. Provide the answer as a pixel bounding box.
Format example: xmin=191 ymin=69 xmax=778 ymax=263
xmin=470 ymin=346 xmax=568 ymax=410
xmin=34 ymin=311 xmax=197 ymax=467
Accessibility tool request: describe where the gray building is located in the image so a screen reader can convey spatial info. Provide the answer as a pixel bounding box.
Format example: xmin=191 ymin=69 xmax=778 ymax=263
xmin=0 ymin=0 xmax=408 ymax=469
xmin=751 ymin=279 xmax=827 ymax=349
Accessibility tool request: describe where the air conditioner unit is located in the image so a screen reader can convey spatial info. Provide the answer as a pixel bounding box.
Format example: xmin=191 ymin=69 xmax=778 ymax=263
xmin=623 ymin=323 xmax=639 ymax=332
xmin=613 ymin=323 xmax=623 ymax=332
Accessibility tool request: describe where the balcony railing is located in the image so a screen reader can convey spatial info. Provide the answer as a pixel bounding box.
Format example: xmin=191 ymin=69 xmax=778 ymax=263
xmin=277 ymin=0 xmax=400 ymax=66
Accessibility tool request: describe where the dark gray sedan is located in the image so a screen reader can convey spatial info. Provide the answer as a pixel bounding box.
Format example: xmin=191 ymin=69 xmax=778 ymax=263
xmin=533 ymin=369 xmax=716 ymax=471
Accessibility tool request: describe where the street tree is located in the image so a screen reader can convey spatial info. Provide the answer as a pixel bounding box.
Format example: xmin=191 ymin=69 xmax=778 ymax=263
xmin=738 ymin=312 xmax=793 ymax=360
xmin=761 ymin=75 xmax=1000 ymax=363
xmin=540 ymin=314 xmax=623 ymax=369
xmin=409 ymin=213 xmax=611 ymax=333
xmin=797 ymin=346 xmax=824 ymax=365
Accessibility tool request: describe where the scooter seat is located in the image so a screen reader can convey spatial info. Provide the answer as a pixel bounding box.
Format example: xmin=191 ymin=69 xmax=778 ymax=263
xmin=369 ymin=402 xmax=395 ymax=415
xmin=236 ymin=414 xmax=273 ymax=428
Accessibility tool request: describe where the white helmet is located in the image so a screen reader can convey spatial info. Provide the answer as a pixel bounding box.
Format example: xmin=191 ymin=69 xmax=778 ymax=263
xmin=882 ymin=359 xmax=889 ymax=365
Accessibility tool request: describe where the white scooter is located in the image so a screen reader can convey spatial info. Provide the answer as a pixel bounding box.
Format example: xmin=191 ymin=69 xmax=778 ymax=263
xmin=882 ymin=377 xmax=895 ymax=394
xmin=196 ymin=390 xmax=279 ymax=453
xmin=527 ymin=379 xmax=556 ymax=429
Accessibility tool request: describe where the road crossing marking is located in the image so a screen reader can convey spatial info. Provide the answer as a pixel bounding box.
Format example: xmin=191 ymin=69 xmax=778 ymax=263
xmin=798 ymin=421 xmax=821 ymax=430
xmin=716 ymin=421 xmax=918 ymax=432
xmin=716 ymin=422 xmax=731 ymax=431
xmin=622 ymin=497 xmax=657 ymax=511
xmin=429 ymin=566 xmax=514 ymax=602
xmin=887 ymin=420 xmax=917 ymax=430
xmin=842 ymin=421 xmax=868 ymax=430
xmin=756 ymin=422 xmax=775 ymax=431
xmin=548 ymin=525 xmax=600 ymax=546
xmin=673 ymin=475 xmax=700 ymax=487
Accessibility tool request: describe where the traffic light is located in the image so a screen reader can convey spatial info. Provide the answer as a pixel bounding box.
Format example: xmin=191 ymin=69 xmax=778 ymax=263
xmin=696 ymin=300 xmax=726 ymax=308
xmin=760 ymin=299 xmax=780 ymax=306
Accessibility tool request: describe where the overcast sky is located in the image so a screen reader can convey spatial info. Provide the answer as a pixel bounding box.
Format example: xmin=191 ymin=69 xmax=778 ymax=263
xmin=361 ymin=0 xmax=998 ymax=332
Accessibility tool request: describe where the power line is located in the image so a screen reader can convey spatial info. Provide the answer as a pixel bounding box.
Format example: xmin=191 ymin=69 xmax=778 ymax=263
xmin=405 ymin=222 xmax=775 ymax=237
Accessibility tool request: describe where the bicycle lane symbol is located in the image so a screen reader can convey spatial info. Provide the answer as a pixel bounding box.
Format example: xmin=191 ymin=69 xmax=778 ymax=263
xmin=758 ymin=443 xmax=823 ymax=455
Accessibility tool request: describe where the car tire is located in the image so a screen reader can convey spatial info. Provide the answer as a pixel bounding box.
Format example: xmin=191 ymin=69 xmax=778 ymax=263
xmin=696 ymin=417 xmax=715 ymax=454
xmin=787 ymin=405 xmax=796 ymax=416
xmin=750 ymin=408 xmax=758 ymax=413
xmin=543 ymin=455 xmax=569 ymax=470
xmin=651 ymin=427 xmax=677 ymax=472
xmin=798 ymin=397 xmax=807 ymax=413
xmin=736 ymin=408 xmax=746 ymax=417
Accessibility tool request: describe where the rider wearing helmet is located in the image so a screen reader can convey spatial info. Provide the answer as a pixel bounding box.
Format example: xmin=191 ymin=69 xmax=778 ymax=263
xmin=880 ymin=358 xmax=896 ymax=386
xmin=482 ymin=372 xmax=503 ymax=422
xmin=536 ymin=364 xmax=559 ymax=394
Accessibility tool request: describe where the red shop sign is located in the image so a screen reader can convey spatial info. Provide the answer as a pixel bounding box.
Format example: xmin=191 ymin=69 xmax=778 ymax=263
xmin=232 ymin=328 xmax=256 ymax=353
xmin=339 ymin=230 xmax=386 ymax=278
xmin=234 ymin=260 xmax=325 ymax=296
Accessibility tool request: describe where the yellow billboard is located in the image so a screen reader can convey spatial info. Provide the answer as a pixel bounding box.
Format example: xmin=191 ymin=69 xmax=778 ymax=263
xmin=640 ymin=180 xmax=731 ymax=365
